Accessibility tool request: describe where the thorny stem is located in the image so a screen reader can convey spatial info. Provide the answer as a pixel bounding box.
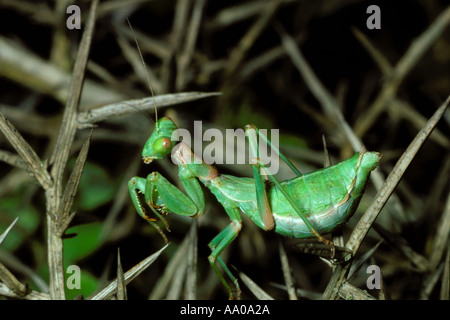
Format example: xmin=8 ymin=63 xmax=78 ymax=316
xmin=45 ymin=0 xmax=99 ymax=299
xmin=322 ymin=95 xmax=450 ymax=300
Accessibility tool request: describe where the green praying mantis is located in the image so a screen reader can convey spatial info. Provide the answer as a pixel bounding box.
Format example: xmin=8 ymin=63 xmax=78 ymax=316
xmin=128 ymin=114 xmax=381 ymax=299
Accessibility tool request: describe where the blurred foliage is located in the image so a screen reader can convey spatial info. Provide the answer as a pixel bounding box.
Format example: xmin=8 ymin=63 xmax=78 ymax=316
xmin=63 ymin=222 xmax=104 ymax=299
xmin=0 ymin=188 xmax=40 ymax=252
xmin=71 ymin=161 xmax=116 ymax=211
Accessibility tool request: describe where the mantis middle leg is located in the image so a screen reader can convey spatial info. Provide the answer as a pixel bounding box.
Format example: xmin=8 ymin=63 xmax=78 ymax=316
xmin=244 ymin=124 xmax=335 ymax=252
xmin=207 ymin=207 xmax=242 ymax=299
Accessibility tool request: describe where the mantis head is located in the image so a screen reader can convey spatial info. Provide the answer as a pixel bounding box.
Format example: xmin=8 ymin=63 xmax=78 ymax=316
xmin=142 ymin=117 xmax=178 ymax=164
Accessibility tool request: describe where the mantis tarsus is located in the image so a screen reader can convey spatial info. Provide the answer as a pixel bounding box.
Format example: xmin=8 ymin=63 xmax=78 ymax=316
xmin=128 ymin=116 xmax=381 ymax=299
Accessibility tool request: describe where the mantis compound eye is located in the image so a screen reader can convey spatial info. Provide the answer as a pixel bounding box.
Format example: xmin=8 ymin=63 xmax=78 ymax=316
xmin=153 ymin=137 xmax=173 ymax=155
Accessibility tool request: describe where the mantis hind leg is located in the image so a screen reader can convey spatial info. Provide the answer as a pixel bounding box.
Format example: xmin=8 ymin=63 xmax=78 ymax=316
xmin=208 ymin=207 xmax=242 ymax=299
xmin=244 ymin=125 xmax=335 ymax=255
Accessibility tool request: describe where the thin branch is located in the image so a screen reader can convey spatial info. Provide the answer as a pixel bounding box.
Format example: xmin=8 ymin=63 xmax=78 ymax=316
xmin=0 ymin=36 xmax=126 ymax=108
xmin=351 ymin=27 xmax=392 ymax=76
xmin=0 ymin=283 xmax=49 ymax=300
xmin=225 ymin=0 xmax=283 ymax=79
xmin=45 ymin=0 xmax=99 ymax=300
xmin=279 ymin=241 xmax=297 ymax=300
xmin=49 ymin=1 xmax=97 ymax=186
xmin=184 ymin=220 xmax=198 ymax=299
xmin=441 ymin=243 xmax=450 ymax=300
xmin=429 ymin=192 xmax=450 ymax=270
xmin=0 ymin=149 xmax=28 ymax=170
xmin=176 ymin=0 xmax=206 ymax=91
xmin=351 ymin=29 xmax=450 ymax=149
xmin=76 ymin=92 xmax=222 ymax=127
xmin=57 ymin=129 xmax=93 ymax=236
xmin=373 ymin=224 xmax=428 ymax=271
xmin=116 ymin=248 xmax=127 ymax=300
xmin=0 ymin=218 xmax=19 ymax=247
xmin=347 ymin=95 xmax=449 ymax=255
xmin=338 ymin=282 xmax=376 ymax=300
xmin=148 ymin=236 xmax=189 ymax=299
xmin=238 ymin=269 xmax=274 ymax=300
xmin=115 ymin=23 xmax=162 ymax=94
xmin=0 ymin=262 xmax=28 ymax=297
xmin=90 ymin=244 xmax=168 ymax=300
xmin=352 ymin=6 xmax=450 ymax=140
xmin=278 ymin=25 xmax=362 ymax=152
xmin=0 ymin=111 xmax=52 ymax=190
xmin=323 ymin=95 xmax=450 ymax=300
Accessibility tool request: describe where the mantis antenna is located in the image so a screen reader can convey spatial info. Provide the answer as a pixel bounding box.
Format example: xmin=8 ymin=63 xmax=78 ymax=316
xmin=126 ymin=19 xmax=158 ymax=123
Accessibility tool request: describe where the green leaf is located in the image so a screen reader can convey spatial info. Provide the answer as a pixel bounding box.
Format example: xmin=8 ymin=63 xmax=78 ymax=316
xmin=279 ymin=133 xmax=308 ymax=149
xmin=74 ymin=161 xmax=115 ymax=210
xmin=62 ymin=222 xmax=104 ymax=299
xmin=0 ymin=194 xmax=39 ymax=251
xmin=63 ymin=222 xmax=103 ymax=264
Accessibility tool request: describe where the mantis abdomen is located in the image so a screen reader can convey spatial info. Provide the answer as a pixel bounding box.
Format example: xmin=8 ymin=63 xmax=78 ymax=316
xmin=208 ymin=151 xmax=381 ymax=239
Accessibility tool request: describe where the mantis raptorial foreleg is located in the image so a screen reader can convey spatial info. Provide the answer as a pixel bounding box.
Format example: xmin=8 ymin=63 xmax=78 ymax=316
xmin=128 ymin=170 xmax=205 ymax=243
